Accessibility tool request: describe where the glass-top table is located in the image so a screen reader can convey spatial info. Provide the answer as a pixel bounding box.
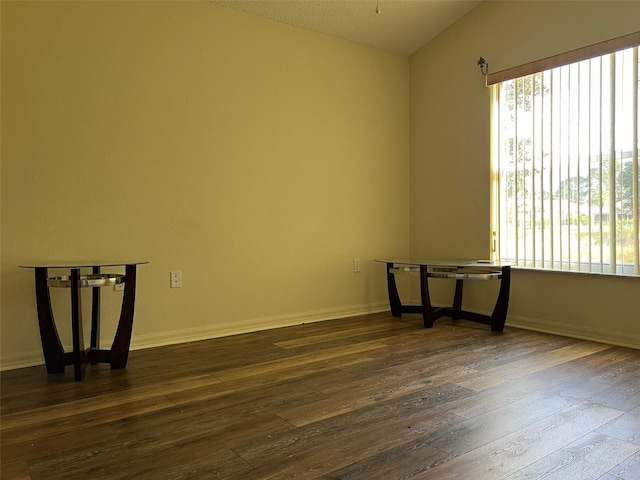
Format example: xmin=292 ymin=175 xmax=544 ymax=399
xmin=375 ymin=259 xmax=512 ymax=331
xmin=19 ymin=261 xmax=148 ymax=381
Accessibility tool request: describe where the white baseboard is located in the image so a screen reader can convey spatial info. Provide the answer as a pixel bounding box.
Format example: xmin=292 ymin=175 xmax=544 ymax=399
xmin=6 ymin=304 xmax=636 ymax=372
xmin=0 ymin=302 xmax=388 ymax=371
xmin=421 ymin=302 xmax=640 ymax=350
xmin=506 ymin=314 xmax=640 ymax=350
xmin=130 ymin=302 xmax=388 ymax=351
xmin=0 ymin=350 xmax=46 ymax=372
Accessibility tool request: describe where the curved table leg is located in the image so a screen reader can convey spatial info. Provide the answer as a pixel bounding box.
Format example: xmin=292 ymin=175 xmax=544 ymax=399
xmin=34 ymin=268 xmax=66 ymax=374
xmin=110 ymin=264 xmax=137 ymax=369
xmin=490 ymin=266 xmax=511 ymax=331
xmin=452 ymin=279 xmax=464 ymax=320
xmin=420 ymin=265 xmax=437 ymax=328
xmin=90 ymin=266 xmax=101 ymax=364
xmin=70 ymin=269 xmax=87 ymax=380
xmin=386 ymin=262 xmax=403 ymax=317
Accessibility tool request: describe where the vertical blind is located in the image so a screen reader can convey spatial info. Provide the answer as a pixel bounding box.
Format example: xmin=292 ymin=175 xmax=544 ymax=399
xmin=491 ymin=43 xmax=639 ymax=275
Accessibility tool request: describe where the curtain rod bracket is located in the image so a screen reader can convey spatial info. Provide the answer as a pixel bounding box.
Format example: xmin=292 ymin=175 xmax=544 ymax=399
xmin=477 ymin=57 xmax=489 ymax=76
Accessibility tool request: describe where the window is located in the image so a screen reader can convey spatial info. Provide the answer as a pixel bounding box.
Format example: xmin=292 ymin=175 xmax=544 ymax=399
xmin=490 ymin=35 xmax=639 ymax=276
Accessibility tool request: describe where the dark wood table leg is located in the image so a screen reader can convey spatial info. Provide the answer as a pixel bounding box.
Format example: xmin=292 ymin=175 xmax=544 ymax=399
xmin=34 ymin=268 xmax=66 ymax=374
xmin=90 ymin=266 xmax=100 ymax=364
xmin=70 ymin=269 xmax=87 ymax=381
xmin=110 ymin=264 xmax=137 ymax=369
xmin=452 ymin=279 xmax=464 ymax=320
xmin=420 ymin=265 xmax=437 ymax=328
xmin=386 ymin=262 xmax=402 ymax=317
xmin=490 ymin=266 xmax=511 ymax=332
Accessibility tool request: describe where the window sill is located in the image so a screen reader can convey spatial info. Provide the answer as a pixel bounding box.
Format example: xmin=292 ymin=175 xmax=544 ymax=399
xmin=511 ymin=265 xmax=640 ymax=280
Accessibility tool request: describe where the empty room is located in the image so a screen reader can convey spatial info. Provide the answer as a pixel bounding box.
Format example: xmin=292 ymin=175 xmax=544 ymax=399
xmin=1 ymin=0 xmax=639 ymax=478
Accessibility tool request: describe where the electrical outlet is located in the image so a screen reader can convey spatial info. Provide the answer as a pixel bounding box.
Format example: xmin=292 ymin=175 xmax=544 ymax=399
xmin=170 ymin=271 xmax=182 ymax=288
xmin=114 ymin=283 xmax=125 ymax=291
xmin=353 ymin=258 xmax=361 ymax=273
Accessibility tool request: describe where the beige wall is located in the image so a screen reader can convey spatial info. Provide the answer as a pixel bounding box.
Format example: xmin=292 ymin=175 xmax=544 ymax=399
xmin=0 ymin=1 xmax=410 ymax=368
xmin=410 ymin=0 xmax=640 ymax=347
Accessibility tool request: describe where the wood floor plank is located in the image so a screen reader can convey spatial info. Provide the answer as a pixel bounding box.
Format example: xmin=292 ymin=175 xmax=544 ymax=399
xmin=588 ymin=355 xmax=640 ymax=386
xmin=323 ymin=438 xmax=452 ymax=480
xmin=233 ymin=388 xmax=467 ymax=478
xmin=278 ymin=365 xmax=476 ymax=427
xmin=589 ymin=378 xmax=640 ymax=411
xmin=501 ymin=432 xmax=639 ymax=480
xmin=110 ymin=409 xmax=295 ymax=460
xmin=419 ymin=391 xmax=578 ymax=458
xmin=165 ymin=355 xmax=369 ymax=406
xmin=597 ymin=405 xmax=640 ymax=446
xmin=455 ymin=341 xmax=613 ymax=392
xmin=605 ymin=450 xmax=640 ymax=479
xmin=463 ymin=334 xmax=584 ymax=371
xmin=27 ymin=435 xmax=252 ymax=480
xmin=276 ymin=325 xmax=409 ymax=348
xmin=446 ymin=361 xmax=616 ymax=421
xmin=1 ymin=425 xmax=116 ymax=466
xmin=109 ymin=388 xmax=318 ymax=444
xmin=0 ymin=374 xmax=219 ymax=433
xmin=318 ymin=343 xmax=490 ymax=396
xmin=212 ymin=340 xmax=388 ymax=382
xmin=413 ymin=401 xmax=625 ymax=479
xmin=1 ymin=395 xmax=175 ymax=447
xmin=0 ymin=460 xmax=31 ymax=480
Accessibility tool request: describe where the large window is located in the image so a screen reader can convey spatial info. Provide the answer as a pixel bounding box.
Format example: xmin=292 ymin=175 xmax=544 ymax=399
xmin=490 ymin=36 xmax=639 ymax=276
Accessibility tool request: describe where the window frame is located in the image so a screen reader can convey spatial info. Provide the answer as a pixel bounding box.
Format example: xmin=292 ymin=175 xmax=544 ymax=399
xmin=489 ymin=32 xmax=640 ymax=277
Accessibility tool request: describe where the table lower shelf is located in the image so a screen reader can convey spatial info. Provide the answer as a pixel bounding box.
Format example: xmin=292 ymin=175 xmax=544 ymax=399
xmin=47 ymin=273 xmax=125 ymax=288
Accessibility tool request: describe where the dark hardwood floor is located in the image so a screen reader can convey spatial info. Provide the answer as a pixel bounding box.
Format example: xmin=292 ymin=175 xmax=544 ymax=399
xmin=2 ymin=312 xmax=640 ymax=479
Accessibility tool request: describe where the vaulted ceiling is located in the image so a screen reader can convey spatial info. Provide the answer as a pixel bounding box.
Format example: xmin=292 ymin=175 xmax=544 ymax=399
xmin=211 ymin=0 xmax=483 ymax=56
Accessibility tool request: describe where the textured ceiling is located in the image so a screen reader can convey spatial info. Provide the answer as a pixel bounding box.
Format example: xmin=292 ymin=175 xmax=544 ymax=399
xmin=211 ymin=0 xmax=483 ymax=56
